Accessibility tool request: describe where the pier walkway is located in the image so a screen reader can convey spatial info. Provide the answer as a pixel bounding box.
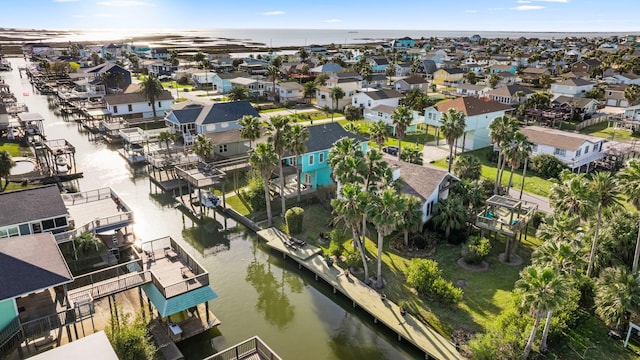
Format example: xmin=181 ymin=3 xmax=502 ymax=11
xmin=257 ymin=228 xmax=463 ymax=360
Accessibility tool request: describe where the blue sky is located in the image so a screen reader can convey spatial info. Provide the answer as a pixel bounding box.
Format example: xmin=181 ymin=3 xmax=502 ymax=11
xmin=1 ymin=0 xmax=638 ymax=32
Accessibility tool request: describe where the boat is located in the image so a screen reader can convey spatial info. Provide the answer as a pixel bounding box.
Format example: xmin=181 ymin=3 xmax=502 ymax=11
xmin=199 ymin=191 xmax=221 ymax=208
xmin=55 ymin=156 xmax=69 ymax=174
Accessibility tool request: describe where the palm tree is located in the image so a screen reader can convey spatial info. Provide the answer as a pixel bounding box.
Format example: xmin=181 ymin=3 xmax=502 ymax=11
xmin=193 ymin=134 xmax=214 ymax=163
xmin=302 ymin=81 xmax=317 ymax=104
xmin=366 ymin=187 xmax=405 ymax=288
xmin=536 ymin=213 xmax=581 ymax=243
xmin=432 ymin=196 xmax=467 ymax=240
xmin=238 ymin=115 xmax=262 ymax=149
xmin=228 ymin=85 xmax=249 ymax=101
xmin=369 ymin=121 xmax=389 ymax=151
xmin=391 ymin=105 xmax=413 ymax=161
xmin=549 ymin=170 xmax=594 ymax=221
xmin=439 ymin=108 xmax=466 ymax=172
xmin=624 ymin=84 xmax=640 ymax=106
xmin=452 ymin=155 xmax=482 ymax=182
xmin=516 ymin=265 xmax=567 ymax=360
xmin=328 ymin=137 xmax=365 ymax=186
xmin=264 ymin=115 xmax=291 ymax=218
xmin=400 ymin=145 xmax=423 ymax=165
xmin=266 ymin=65 xmax=280 ymax=101
xmin=587 ymin=172 xmax=623 ymax=277
xmin=332 ymin=183 xmax=370 ymax=281
xmin=503 ymin=131 xmax=532 ymax=192
xmin=0 ymin=150 xmax=16 ymax=192
xmin=139 ymin=75 xmax=164 ymax=119
xmin=618 ymin=159 xmax=640 ymax=273
xmin=288 ymin=124 xmax=310 ymax=202
xmin=399 ymin=194 xmax=423 ymax=247
xmin=329 ymin=86 xmax=345 ymax=121
xmin=157 ymin=131 xmax=176 ymax=154
xmin=489 ymin=115 xmax=518 ymax=194
xmin=248 ymin=142 xmax=278 ymax=227
xmin=595 ymin=266 xmax=640 ymax=330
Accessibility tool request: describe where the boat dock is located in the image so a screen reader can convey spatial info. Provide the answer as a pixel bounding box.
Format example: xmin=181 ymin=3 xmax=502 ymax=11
xmin=257 ymin=227 xmax=463 ymax=360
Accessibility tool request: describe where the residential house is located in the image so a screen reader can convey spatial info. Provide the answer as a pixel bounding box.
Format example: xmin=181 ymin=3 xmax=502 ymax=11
xmin=623 ymin=104 xmax=640 ymax=121
xmin=283 ymin=122 xmax=367 ymax=190
xmin=614 ymin=73 xmax=640 ymax=85
xmin=415 ymin=59 xmax=438 ymax=79
xmin=423 ymin=96 xmax=513 ymax=151
xmin=551 ymin=96 xmax=599 ymax=119
xmin=494 ymin=71 xmax=521 ymax=86
xmin=210 ymin=72 xmax=252 ymax=94
xmin=229 ymin=76 xmax=264 ymax=98
xmin=424 ymin=49 xmax=449 ymax=65
xmin=395 ymin=75 xmax=429 ymax=93
xmin=460 ymin=63 xmax=483 ymax=75
xmin=151 ymin=47 xmax=169 ymax=60
xmin=147 ymin=60 xmax=178 ymax=78
xmin=272 ymin=81 xmax=304 ymax=103
xmin=489 ymin=64 xmax=517 ymax=74
xmin=394 ymin=63 xmax=413 ymax=77
xmin=391 ymin=37 xmax=415 ymax=50
xmin=571 ymin=58 xmax=602 ymax=76
xmin=484 ymin=84 xmax=535 ymax=105
xmin=368 ymin=57 xmax=389 ymax=73
xmin=238 ymin=58 xmax=269 ymax=75
xmin=309 ymin=63 xmax=345 ymax=75
xmin=520 ymin=126 xmax=606 ymax=172
xmin=604 ymin=85 xmax=630 ymax=107
xmin=433 ymin=68 xmax=465 ymax=86
xmin=79 ymin=62 xmax=132 ymax=92
xmin=22 ymin=43 xmax=54 ymax=58
xmin=0 ymin=185 xmax=69 ymax=238
xmin=550 ymin=78 xmax=595 ymax=98
xmin=364 ymin=105 xmax=397 ymax=132
xmin=164 ymin=101 xmax=259 ymax=153
xmin=456 ymin=84 xmax=490 ymax=97
xmin=351 ymin=88 xmax=403 ymax=111
xmin=104 ymin=84 xmax=174 ymax=119
xmin=316 ymin=72 xmax=362 ymax=109
xmin=386 ymin=159 xmax=459 ymax=225
xmin=519 ymin=67 xmax=550 ymax=85
xmin=368 ymin=73 xmax=388 ymax=88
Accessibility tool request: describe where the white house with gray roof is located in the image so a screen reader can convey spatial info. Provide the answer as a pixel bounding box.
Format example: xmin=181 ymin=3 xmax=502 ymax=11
xmin=351 ymin=89 xmax=403 ymax=111
xmin=550 ymin=78 xmax=595 ymax=98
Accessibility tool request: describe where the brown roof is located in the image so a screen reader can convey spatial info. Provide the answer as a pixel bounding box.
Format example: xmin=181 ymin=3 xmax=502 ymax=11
xmin=204 ymin=129 xmax=243 ymax=144
xmin=485 ymin=84 xmax=534 ymax=97
xmin=520 ymin=126 xmax=604 ymax=151
xmin=400 ymin=75 xmax=428 ymax=85
xmin=385 ymin=159 xmax=453 ymax=201
xmin=522 ymin=67 xmax=549 ymax=74
xmin=105 ymin=89 xmax=173 ymax=105
xmin=434 ymin=96 xmax=512 ymax=117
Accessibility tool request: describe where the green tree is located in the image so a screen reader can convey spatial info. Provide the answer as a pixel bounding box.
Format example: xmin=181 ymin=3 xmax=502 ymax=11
xmin=400 ymin=145 xmax=423 ymax=165
xmin=105 ymin=304 xmax=155 ymax=360
xmin=439 ymin=108 xmax=466 ymax=172
xmin=399 ymin=194 xmax=423 ymax=247
xmin=0 ymin=150 xmax=15 ymax=191
xmin=366 ymin=187 xmax=405 ymax=288
xmin=452 ymin=155 xmax=482 ymax=182
xmin=618 ymin=159 xmax=640 ymax=273
xmin=248 ymin=142 xmax=278 ymax=227
xmin=288 ymin=124 xmax=310 ymax=202
xmin=267 ymin=65 xmax=280 ymax=101
xmin=329 ymin=86 xmax=346 ymax=115
xmin=432 ymin=196 xmax=467 ymax=240
xmin=238 ymin=115 xmax=262 ymax=149
xmin=264 ymin=115 xmax=291 ymax=218
xmin=391 ymin=105 xmax=413 ymax=161
xmin=488 ymin=73 xmax=500 ymax=88
xmin=466 ymin=71 xmax=478 ymax=84
xmin=332 ymin=183 xmax=370 ymax=281
xmin=489 ymin=115 xmax=519 ymax=194
xmin=302 ymin=81 xmax=317 ymax=104
xmin=503 ymin=131 xmax=533 ymax=192
xmin=595 ymin=266 xmax=640 ymax=330
xmin=539 ymin=73 xmax=553 ymax=89
xmin=73 ymin=231 xmax=102 ymax=258
xmin=587 ymin=172 xmax=622 ymax=277
xmin=549 ymin=170 xmax=594 ymax=221
xmin=139 ymin=75 xmax=164 ymax=118
xmin=193 ymin=134 xmax=214 ymax=162
xmin=624 ymin=84 xmax=640 ymax=106
xmin=228 ymin=85 xmax=249 ymax=101
xmin=157 ymin=130 xmax=176 ymax=154
xmin=369 ymin=121 xmax=389 ymax=151
xmin=536 ymin=213 xmax=580 ymax=243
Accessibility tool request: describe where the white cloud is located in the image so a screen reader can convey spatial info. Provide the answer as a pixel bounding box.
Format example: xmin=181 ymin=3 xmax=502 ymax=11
xmin=326 ymin=19 xmax=342 ymax=23
xmin=97 ymin=1 xmax=154 ymax=7
xmin=96 ymin=13 xmax=114 ymax=17
xmin=262 ymin=11 xmax=285 ymax=16
xmin=488 ymin=7 xmax=504 ymax=10
xmin=53 ymin=0 xmax=81 ymax=3
xmin=465 ymin=9 xmax=478 ymax=13
xmin=517 ymin=0 xmax=531 ymax=3
xmin=511 ymin=5 xmax=545 ymax=10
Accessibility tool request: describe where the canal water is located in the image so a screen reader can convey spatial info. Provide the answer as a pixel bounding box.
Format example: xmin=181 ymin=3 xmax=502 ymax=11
xmin=2 ymin=58 xmax=422 ymax=360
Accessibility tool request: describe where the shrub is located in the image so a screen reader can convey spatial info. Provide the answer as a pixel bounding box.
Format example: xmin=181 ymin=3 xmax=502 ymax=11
xmin=462 ymin=236 xmax=491 ymax=265
xmin=530 ymin=211 xmax=544 ymax=230
xmin=431 ymin=278 xmax=463 ymax=305
xmin=327 ymin=239 xmax=344 ymax=257
xmin=529 ymin=154 xmax=567 ymax=180
xmin=344 ymin=105 xmax=362 ymax=120
xmin=329 ymin=226 xmax=348 ymax=243
xmin=485 ymin=149 xmax=499 ymax=164
xmin=242 ymin=173 xmax=266 ymax=211
xmin=343 ymin=249 xmax=361 ymax=269
xmin=407 ymin=259 xmax=462 ymax=305
xmin=285 ymin=207 xmax=304 ymax=234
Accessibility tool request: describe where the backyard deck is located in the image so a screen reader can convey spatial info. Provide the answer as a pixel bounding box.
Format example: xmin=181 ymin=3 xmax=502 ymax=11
xmin=257 ymin=228 xmax=463 ymax=360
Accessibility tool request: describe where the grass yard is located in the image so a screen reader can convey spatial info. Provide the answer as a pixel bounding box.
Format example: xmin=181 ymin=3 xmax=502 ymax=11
xmin=0 ymin=140 xmax=30 ymax=157
xmin=579 ymin=121 xmax=640 ymax=142
xmin=432 ymin=147 xmax=556 ymax=198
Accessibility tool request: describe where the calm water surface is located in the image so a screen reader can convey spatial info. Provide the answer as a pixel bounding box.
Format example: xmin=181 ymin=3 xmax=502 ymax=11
xmin=2 ymin=57 xmax=422 ymax=360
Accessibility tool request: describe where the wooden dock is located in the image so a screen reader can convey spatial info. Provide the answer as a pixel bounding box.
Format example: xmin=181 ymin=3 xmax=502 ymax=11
xmin=257 ymin=228 xmax=464 ymax=360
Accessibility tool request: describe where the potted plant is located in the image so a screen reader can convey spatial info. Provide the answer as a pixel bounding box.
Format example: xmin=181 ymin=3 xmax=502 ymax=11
xmin=398 ymin=300 xmax=407 ymax=316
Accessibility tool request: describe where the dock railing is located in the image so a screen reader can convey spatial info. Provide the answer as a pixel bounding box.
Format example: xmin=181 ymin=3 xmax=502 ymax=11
xmin=205 ymin=336 xmax=283 ymax=360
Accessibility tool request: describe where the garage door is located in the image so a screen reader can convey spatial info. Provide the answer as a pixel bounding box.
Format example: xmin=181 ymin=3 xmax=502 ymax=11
xmin=620 ymin=100 xmax=629 ymax=107
xmin=607 ymin=99 xmax=617 ymax=106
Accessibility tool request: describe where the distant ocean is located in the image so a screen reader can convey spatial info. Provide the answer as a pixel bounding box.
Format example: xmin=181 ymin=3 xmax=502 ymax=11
xmin=9 ymin=28 xmax=640 ymax=48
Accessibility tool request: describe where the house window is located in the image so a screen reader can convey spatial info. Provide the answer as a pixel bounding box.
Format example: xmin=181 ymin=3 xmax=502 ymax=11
xmin=554 ymin=148 xmax=566 ymax=156
xmin=128 ymin=104 xmax=133 ymax=112
xmin=220 ymin=122 xmax=229 ymax=128
xmin=113 ymin=105 xmax=118 ymax=113
xmin=377 ymin=112 xmax=383 ymax=117
xmin=308 ymin=154 xmax=314 ymax=165
xmin=576 ymin=149 xmax=582 ymax=157
xmin=218 ymin=144 xmax=228 ymax=153
xmin=531 ymin=144 xmax=538 ymax=152
xmin=585 ymin=146 xmax=589 ymax=154
xmin=304 ymin=173 xmax=312 ymax=184
xmin=593 ymin=144 xmax=598 ymax=152
xmin=158 ymin=101 xmax=162 ymax=108
xmin=319 ymin=152 xmax=325 ymax=163
xmin=428 ymin=113 xmax=433 ymax=119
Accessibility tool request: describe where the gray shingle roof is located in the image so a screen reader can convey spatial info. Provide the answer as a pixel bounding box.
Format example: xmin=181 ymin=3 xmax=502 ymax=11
xmin=385 ymin=159 xmax=454 ymax=201
xmin=105 ymin=90 xmax=173 ymax=105
xmin=363 ymin=89 xmax=403 ymax=100
xmin=0 ymin=233 xmax=73 ymax=300
xmin=0 ymin=185 xmax=66 ymax=228
xmin=168 ymin=101 xmax=259 ymax=125
xmin=304 ymin=122 xmax=366 ymax=153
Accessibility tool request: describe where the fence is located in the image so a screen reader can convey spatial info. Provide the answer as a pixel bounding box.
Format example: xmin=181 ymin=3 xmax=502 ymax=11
xmin=575 ymin=114 xmax=613 ymax=131
xmin=205 ymin=336 xmax=283 ymax=360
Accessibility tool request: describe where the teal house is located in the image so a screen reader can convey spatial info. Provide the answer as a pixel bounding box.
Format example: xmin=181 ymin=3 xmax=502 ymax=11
xmin=284 ymin=123 xmax=367 ymax=190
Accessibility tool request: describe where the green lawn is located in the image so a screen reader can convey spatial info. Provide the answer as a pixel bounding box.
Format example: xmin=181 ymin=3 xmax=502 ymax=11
xmin=579 ymin=121 xmax=640 ymax=142
xmin=432 ymin=147 xmax=556 ymax=198
xmin=0 ymin=140 xmax=30 ymax=157
xmin=258 ymin=107 xmax=287 ymax=113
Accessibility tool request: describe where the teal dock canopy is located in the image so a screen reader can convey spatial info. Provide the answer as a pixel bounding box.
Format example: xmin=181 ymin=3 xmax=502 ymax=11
xmin=142 ymin=283 xmax=218 ymax=317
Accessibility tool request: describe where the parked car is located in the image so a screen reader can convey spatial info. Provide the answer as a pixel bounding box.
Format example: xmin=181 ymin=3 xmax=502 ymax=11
xmin=382 ymin=146 xmax=399 ymax=156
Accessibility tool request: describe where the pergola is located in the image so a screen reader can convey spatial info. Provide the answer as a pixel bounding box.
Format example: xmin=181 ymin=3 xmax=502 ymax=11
xmin=476 ymin=195 xmax=538 ymax=237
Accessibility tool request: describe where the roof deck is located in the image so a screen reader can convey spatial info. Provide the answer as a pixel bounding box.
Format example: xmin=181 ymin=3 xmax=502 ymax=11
xmin=475 ymin=195 xmax=538 ymax=236
xmin=175 ymin=162 xmax=226 ymax=188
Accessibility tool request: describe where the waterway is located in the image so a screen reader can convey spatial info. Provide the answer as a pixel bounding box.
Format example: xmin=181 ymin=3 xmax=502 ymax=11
xmin=1 ymin=57 xmax=423 ymax=360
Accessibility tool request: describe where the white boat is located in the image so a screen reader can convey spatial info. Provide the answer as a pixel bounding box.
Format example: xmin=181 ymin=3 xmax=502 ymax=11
xmin=55 ymin=156 xmax=69 ymax=174
xmin=199 ymin=191 xmax=221 ymax=208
